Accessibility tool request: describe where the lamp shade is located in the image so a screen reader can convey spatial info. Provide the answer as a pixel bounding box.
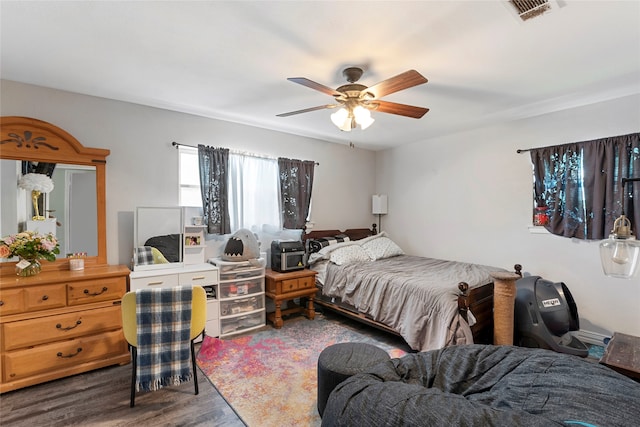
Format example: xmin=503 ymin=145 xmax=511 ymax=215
xmin=18 ymin=173 xmax=54 ymax=193
xmin=599 ymin=237 xmax=640 ymax=279
xmin=353 ymin=106 xmax=375 ymax=130
xmin=331 ymin=108 xmax=354 ymax=131
xmin=331 ymin=108 xmax=349 ymax=127
xmin=598 ymin=178 xmax=640 ymax=279
xmin=372 ymin=194 xmax=388 ymax=215
xmin=331 ymin=105 xmax=375 ymax=132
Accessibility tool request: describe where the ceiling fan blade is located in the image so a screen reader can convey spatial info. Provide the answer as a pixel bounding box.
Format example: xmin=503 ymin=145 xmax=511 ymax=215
xmin=366 ymin=70 xmax=428 ymax=99
xmin=373 ymin=100 xmax=429 ymax=118
xmin=287 ymin=77 xmax=343 ymax=97
xmin=277 ymin=104 xmax=338 ymax=117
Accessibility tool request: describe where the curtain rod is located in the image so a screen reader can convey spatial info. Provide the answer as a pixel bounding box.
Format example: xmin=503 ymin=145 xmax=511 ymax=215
xmin=517 ymin=141 xmax=580 ymax=154
xmin=517 ymin=141 xmax=576 ymax=154
xmin=517 ymin=132 xmax=639 ymax=154
xmin=171 ymin=141 xmax=319 ymax=165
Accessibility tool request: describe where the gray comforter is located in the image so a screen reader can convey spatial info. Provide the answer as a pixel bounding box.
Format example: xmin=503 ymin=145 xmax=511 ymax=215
xmin=323 ymin=345 xmax=640 ymax=427
xmin=321 ymin=255 xmax=503 ymax=351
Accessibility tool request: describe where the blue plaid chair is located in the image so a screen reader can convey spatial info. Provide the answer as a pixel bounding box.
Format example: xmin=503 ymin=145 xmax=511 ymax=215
xmin=121 ymin=286 xmax=207 ymax=407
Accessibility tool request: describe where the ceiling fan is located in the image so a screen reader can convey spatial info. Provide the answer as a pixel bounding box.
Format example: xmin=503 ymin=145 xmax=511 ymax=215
xmin=277 ymin=67 xmax=429 ymax=131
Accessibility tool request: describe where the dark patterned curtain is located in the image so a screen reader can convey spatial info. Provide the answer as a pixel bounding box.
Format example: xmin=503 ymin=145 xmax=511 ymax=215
xmin=530 ymin=132 xmax=639 ymax=240
xmin=278 ymin=157 xmax=315 ymax=229
xmin=198 ymin=145 xmax=231 ymax=235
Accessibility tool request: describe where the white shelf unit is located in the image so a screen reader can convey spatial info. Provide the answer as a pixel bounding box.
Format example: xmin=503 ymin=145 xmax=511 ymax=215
xmin=183 ymin=225 xmax=207 ymax=265
xmin=210 ymin=258 xmax=266 ymax=338
xmin=128 ymin=263 xmax=220 ymax=339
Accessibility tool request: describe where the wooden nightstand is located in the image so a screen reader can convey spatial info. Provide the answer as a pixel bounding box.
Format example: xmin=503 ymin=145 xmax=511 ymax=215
xmin=600 ymin=332 xmax=640 ymax=381
xmin=265 ymin=268 xmax=317 ymax=328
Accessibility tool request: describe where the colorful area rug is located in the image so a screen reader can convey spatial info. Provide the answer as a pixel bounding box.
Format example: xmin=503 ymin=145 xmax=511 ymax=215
xmin=587 ymin=343 xmax=605 ymax=360
xmin=196 ymin=314 xmax=407 ymax=427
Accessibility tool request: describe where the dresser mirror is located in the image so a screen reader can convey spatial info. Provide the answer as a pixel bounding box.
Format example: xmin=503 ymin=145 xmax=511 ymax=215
xmin=133 ymin=206 xmax=184 ymax=271
xmin=0 ymin=160 xmax=98 ymax=260
xmin=0 ymin=116 xmax=109 ymax=272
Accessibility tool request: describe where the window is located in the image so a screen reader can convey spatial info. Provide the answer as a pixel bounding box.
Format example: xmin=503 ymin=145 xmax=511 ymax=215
xmin=178 ymin=147 xmax=281 ymax=231
xmin=529 ymin=133 xmax=639 ymax=240
xmin=178 ymin=147 xmax=202 ymax=207
xmin=227 ymin=154 xmax=281 ymax=231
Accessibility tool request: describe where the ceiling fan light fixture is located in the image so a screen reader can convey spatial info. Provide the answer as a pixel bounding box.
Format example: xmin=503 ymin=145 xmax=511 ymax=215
xmin=279 ymin=68 xmax=429 ymax=129
xmin=331 ymin=108 xmax=352 ymax=132
xmin=340 ymin=119 xmax=353 ymax=132
xmin=353 ymin=105 xmax=374 ymax=130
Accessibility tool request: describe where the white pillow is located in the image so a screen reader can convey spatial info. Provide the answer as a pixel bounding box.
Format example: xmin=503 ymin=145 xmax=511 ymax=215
xmin=308 ymin=241 xmax=361 ymax=264
xmin=329 ymin=244 xmax=372 ymax=265
xmin=318 ymin=240 xmax=360 ymax=257
xmin=356 ymin=231 xmax=387 ymax=245
xmin=362 ymin=236 xmax=404 ymax=260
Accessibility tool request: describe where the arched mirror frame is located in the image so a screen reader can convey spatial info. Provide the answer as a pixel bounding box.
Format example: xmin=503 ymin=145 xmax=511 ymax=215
xmin=0 ymin=116 xmax=108 ymax=273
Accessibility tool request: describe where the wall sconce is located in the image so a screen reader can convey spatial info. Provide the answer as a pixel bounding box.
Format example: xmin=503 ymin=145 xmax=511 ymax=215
xmin=18 ymin=173 xmax=54 ymax=221
xmin=599 ymin=177 xmax=640 ymax=279
xmin=372 ymin=194 xmax=388 ymax=232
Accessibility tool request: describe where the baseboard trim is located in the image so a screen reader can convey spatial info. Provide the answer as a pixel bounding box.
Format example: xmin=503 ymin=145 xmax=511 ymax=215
xmin=576 ymin=330 xmax=610 ymax=346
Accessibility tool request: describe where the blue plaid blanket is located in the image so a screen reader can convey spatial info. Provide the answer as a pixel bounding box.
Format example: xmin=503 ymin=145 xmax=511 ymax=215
xmin=135 ymin=286 xmax=193 ymax=392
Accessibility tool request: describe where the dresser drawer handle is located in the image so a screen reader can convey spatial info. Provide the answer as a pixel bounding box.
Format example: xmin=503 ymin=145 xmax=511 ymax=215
xmin=0 ymin=301 xmax=3 ymax=306
xmin=42 ymin=295 xmax=49 ymax=301
xmin=56 ymin=320 xmax=82 ymax=331
xmin=147 ymin=281 xmax=164 ymax=286
xmin=57 ymin=348 xmax=82 ymax=358
xmin=191 ymin=276 xmax=206 ymax=281
xmin=84 ymin=287 xmax=108 ymax=296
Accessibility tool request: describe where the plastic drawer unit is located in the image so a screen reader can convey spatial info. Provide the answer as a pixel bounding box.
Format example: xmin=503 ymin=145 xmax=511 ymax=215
xmin=209 ymin=258 xmax=266 ymax=338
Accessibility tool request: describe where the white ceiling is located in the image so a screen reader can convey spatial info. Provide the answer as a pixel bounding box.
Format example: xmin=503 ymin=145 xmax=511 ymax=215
xmin=1 ymin=1 xmax=639 ymax=151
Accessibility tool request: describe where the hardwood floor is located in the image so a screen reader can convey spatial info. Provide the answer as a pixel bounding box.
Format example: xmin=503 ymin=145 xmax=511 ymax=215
xmin=0 ymin=307 xmax=604 ymax=426
xmin=0 ymin=309 xmax=407 ymax=427
xmin=0 ymin=343 xmax=245 ymax=427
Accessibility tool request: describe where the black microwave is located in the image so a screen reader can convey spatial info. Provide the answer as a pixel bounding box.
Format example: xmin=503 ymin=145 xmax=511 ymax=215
xmin=271 ymin=240 xmax=305 ymax=272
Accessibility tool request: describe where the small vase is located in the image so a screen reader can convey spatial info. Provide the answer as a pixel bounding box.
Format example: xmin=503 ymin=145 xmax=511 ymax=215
xmin=16 ymin=258 xmax=42 ymax=277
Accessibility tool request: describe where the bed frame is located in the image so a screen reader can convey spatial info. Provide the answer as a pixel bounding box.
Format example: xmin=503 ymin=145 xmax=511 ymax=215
xmin=302 ymin=228 xmax=522 ymax=346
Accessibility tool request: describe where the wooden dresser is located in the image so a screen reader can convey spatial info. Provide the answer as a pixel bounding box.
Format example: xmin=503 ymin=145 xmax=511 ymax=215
xmin=0 ymin=266 xmax=131 ymax=393
xmin=0 ymin=117 xmax=132 ymax=393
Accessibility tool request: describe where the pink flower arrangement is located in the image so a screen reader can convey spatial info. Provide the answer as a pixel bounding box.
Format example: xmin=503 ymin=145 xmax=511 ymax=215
xmin=0 ymin=231 xmax=60 ymax=262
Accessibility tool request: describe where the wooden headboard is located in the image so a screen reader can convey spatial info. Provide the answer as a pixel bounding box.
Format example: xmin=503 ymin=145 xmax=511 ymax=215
xmin=302 ymin=227 xmax=376 ymax=242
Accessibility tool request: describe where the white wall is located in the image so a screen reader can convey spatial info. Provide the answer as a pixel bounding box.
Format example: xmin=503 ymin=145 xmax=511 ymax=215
xmin=3 ymin=80 xmax=637 ymax=339
xmin=376 ymin=94 xmax=640 ymax=339
xmin=1 ymin=80 xmax=376 ymax=266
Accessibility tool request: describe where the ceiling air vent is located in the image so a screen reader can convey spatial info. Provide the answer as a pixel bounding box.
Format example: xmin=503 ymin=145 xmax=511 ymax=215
xmin=509 ymin=0 xmax=554 ymax=21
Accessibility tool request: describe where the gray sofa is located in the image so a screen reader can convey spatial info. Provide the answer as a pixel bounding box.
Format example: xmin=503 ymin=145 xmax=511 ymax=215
xmin=322 ymin=344 xmax=640 ymax=427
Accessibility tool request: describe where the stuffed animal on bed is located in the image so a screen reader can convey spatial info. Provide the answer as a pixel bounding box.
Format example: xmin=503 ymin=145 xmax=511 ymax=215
xmin=221 ymin=228 xmax=260 ymax=262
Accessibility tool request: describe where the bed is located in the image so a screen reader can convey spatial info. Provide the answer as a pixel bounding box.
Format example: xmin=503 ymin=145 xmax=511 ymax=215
xmin=303 ymin=228 xmax=520 ymax=352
